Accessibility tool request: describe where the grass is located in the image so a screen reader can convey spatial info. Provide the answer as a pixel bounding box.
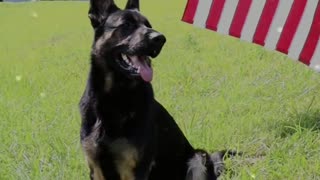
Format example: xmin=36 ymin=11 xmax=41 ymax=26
xmin=1 ymin=0 xmax=320 ymax=179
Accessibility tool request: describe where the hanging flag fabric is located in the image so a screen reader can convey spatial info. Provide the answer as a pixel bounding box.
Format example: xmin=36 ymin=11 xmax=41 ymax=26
xmin=182 ymin=0 xmax=320 ymax=71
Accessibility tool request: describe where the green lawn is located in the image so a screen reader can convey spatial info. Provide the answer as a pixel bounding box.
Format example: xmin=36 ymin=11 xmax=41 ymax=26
xmin=1 ymin=1 xmax=320 ymax=179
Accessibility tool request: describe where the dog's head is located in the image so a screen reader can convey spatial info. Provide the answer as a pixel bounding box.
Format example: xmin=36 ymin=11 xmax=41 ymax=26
xmin=89 ymin=0 xmax=166 ymax=82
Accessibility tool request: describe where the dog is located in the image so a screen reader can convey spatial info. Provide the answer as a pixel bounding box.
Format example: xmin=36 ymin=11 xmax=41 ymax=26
xmin=79 ymin=0 xmax=233 ymax=179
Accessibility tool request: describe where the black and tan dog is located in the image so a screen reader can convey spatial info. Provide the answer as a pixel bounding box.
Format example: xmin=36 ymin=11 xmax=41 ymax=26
xmin=79 ymin=0 xmax=232 ymax=179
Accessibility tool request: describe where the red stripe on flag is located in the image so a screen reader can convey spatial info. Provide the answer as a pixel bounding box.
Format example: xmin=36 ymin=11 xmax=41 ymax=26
xmin=253 ymin=0 xmax=279 ymax=46
xmin=229 ymin=0 xmax=252 ymax=38
xmin=299 ymin=2 xmax=320 ymax=65
xmin=206 ymin=0 xmax=226 ymax=31
xmin=182 ymin=0 xmax=199 ymax=24
xmin=276 ymin=0 xmax=307 ymax=54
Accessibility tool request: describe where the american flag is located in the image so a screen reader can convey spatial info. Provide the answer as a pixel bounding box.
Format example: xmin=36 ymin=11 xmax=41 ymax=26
xmin=182 ymin=0 xmax=320 ymax=71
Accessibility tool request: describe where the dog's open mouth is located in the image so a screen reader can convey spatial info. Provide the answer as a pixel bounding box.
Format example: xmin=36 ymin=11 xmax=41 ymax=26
xmin=116 ymin=54 xmax=153 ymax=82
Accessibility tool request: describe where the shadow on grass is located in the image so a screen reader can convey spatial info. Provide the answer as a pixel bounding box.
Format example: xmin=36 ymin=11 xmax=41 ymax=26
xmin=278 ymin=109 xmax=320 ymax=138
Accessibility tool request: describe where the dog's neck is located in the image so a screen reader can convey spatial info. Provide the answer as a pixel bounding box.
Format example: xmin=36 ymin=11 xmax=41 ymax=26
xmin=85 ymin=56 xmax=154 ymax=136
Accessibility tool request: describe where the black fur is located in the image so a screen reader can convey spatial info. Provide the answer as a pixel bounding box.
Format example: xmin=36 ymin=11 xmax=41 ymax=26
xmin=79 ymin=0 xmax=229 ymax=179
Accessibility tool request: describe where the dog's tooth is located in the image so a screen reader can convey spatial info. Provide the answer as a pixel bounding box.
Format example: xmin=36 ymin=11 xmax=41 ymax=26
xmin=121 ymin=54 xmax=127 ymax=60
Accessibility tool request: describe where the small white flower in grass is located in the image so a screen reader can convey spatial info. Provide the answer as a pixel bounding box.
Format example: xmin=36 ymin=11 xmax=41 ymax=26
xmin=277 ymin=27 xmax=283 ymax=33
xmin=31 ymin=11 xmax=38 ymax=18
xmin=15 ymin=75 xmax=22 ymax=81
xmin=247 ymin=170 xmax=256 ymax=179
xmin=40 ymin=92 xmax=46 ymax=98
xmin=250 ymin=174 xmax=256 ymax=179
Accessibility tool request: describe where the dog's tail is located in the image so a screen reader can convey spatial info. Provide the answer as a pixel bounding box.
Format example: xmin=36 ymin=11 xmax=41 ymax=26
xmin=186 ymin=149 xmax=241 ymax=180
xmin=210 ymin=150 xmax=241 ymax=177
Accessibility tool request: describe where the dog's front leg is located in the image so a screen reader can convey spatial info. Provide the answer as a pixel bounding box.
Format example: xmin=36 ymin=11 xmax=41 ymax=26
xmin=133 ymin=157 xmax=154 ymax=180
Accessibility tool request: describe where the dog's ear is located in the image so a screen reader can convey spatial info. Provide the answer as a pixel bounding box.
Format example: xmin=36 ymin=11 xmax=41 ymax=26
xmin=88 ymin=0 xmax=119 ymax=28
xmin=125 ymin=0 xmax=139 ymax=11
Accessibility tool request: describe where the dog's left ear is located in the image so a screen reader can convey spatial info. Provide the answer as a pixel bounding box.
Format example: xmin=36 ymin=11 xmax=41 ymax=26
xmin=125 ymin=0 xmax=139 ymax=10
xmin=88 ymin=0 xmax=119 ymax=28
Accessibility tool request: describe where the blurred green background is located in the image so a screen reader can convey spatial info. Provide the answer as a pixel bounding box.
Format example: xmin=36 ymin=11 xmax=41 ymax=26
xmin=1 ymin=0 xmax=320 ymax=179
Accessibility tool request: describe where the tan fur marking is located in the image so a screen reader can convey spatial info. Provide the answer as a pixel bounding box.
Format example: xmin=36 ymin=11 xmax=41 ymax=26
xmin=104 ymin=72 xmax=113 ymax=92
xmin=82 ymin=123 xmax=139 ymax=180
xmin=110 ymin=139 xmax=138 ymax=180
xmin=106 ymin=16 xmax=123 ymax=27
xmin=94 ymin=31 xmax=113 ymax=54
xmin=82 ymin=120 xmax=106 ymax=180
xmin=86 ymin=156 xmax=105 ymax=180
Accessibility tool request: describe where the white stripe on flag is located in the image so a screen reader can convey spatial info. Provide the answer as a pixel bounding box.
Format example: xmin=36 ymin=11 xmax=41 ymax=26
xmin=241 ymin=0 xmax=266 ymax=42
xmin=288 ymin=0 xmax=319 ymax=61
xmin=264 ymin=0 xmax=294 ymax=50
xmin=310 ymin=41 xmax=320 ymax=71
xmin=193 ymin=0 xmax=214 ymax=28
xmin=217 ymin=0 xmax=239 ymax=35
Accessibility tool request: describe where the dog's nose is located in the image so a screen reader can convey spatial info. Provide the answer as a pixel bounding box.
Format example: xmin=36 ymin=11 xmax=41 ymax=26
xmin=148 ymin=32 xmax=166 ymax=58
xmin=150 ymin=34 xmax=166 ymax=45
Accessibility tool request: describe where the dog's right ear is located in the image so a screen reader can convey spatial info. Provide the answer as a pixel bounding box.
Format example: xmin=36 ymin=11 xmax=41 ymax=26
xmin=88 ymin=0 xmax=119 ymax=28
xmin=125 ymin=0 xmax=139 ymax=10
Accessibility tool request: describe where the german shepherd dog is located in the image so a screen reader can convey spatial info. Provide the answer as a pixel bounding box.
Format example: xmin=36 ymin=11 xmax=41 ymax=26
xmin=79 ymin=0 xmax=232 ymax=179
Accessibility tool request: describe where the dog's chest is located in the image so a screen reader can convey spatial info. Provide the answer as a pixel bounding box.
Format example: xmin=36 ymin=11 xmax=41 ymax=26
xmin=99 ymin=110 xmax=139 ymax=135
xmin=115 ymin=111 xmax=136 ymax=127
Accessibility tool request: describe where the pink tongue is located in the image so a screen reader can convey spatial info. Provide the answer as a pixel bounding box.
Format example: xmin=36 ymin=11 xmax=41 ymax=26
xmin=130 ymin=56 xmax=153 ymax=82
